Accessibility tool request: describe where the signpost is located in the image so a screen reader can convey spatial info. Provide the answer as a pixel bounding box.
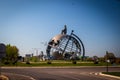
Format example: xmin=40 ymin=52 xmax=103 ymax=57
xmin=0 ymin=43 xmax=6 ymax=75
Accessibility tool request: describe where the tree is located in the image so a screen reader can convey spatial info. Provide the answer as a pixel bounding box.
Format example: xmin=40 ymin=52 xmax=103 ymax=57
xmin=104 ymin=52 xmax=116 ymax=64
xmin=99 ymin=57 xmax=105 ymax=62
xmin=93 ymin=56 xmax=99 ymax=64
xmin=5 ymin=44 xmax=19 ymax=64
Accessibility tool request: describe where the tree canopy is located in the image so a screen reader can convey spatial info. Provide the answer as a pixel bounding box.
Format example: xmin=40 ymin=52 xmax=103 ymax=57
xmin=104 ymin=51 xmax=116 ymax=64
xmin=5 ymin=44 xmax=19 ymax=63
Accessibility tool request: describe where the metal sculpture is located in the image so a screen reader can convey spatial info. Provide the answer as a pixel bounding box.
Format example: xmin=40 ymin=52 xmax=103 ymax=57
xmin=46 ymin=25 xmax=85 ymax=61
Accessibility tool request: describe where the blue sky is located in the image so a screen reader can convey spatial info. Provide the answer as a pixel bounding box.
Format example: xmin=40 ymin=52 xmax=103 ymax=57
xmin=0 ymin=0 xmax=120 ymax=57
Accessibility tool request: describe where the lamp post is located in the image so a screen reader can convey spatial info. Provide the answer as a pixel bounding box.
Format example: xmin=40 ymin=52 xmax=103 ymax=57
xmin=106 ymin=51 xmax=109 ymax=72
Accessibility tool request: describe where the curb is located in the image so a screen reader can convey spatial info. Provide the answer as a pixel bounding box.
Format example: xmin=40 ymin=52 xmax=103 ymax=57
xmin=2 ymin=66 xmax=120 ymax=69
xmin=99 ymin=72 xmax=120 ymax=79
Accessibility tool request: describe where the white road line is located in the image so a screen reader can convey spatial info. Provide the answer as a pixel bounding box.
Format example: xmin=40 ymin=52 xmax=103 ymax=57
xmin=2 ymin=72 xmax=36 ymax=80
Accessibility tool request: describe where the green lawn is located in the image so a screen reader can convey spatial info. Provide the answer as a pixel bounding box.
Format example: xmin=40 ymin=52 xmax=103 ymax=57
xmin=102 ymin=72 xmax=120 ymax=77
xmin=1 ymin=61 xmax=118 ymax=67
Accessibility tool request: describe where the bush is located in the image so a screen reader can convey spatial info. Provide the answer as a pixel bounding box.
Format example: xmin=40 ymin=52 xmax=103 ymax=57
xmin=47 ymin=61 xmax=51 ymax=64
xmin=94 ymin=61 xmax=99 ymax=64
xmin=4 ymin=61 xmax=10 ymax=65
xmin=72 ymin=61 xmax=77 ymax=64
xmin=26 ymin=61 xmax=30 ymax=64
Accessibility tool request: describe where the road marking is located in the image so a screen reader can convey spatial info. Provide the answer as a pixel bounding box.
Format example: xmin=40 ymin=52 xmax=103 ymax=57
xmin=2 ymin=72 xmax=36 ymax=80
xmin=89 ymin=72 xmax=99 ymax=75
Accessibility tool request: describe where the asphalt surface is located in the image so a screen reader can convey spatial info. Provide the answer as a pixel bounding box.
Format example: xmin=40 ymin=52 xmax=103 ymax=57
xmin=1 ymin=67 xmax=120 ymax=80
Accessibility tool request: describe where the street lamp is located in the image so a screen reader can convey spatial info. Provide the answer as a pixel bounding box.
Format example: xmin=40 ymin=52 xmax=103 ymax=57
xmin=106 ymin=51 xmax=109 ymax=72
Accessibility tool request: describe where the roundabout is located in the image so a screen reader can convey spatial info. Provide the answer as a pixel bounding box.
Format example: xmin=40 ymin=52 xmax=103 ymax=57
xmin=1 ymin=67 xmax=120 ymax=80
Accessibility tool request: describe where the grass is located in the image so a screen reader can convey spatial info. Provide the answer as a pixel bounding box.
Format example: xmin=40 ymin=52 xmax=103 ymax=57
xmin=1 ymin=61 xmax=117 ymax=67
xmin=102 ymin=72 xmax=120 ymax=77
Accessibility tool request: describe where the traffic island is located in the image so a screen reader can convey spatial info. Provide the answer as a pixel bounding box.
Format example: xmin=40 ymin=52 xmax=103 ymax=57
xmin=100 ymin=72 xmax=120 ymax=79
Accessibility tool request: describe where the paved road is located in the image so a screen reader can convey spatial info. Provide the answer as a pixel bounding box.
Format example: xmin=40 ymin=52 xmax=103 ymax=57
xmin=1 ymin=67 xmax=120 ymax=80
